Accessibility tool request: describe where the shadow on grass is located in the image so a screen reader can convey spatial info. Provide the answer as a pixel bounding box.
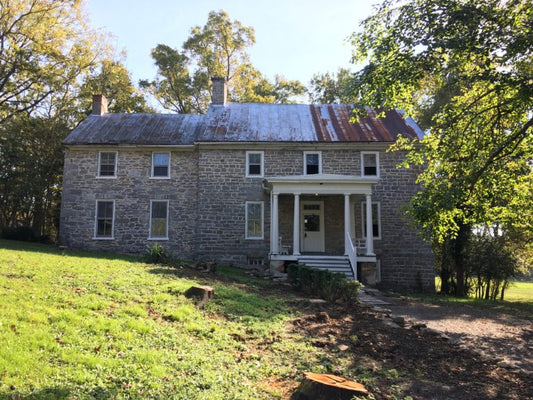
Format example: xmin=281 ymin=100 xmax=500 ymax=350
xmin=0 ymin=387 xmax=72 ymax=399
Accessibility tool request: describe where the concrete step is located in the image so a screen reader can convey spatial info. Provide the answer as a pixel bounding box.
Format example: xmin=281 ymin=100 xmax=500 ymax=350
xmin=297 ymin=256 xmax=354 ymax=280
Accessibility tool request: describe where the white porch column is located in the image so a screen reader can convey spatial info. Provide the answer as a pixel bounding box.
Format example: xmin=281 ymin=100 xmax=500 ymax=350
xmin=344 ymin=194 xmax=351 ymax=255
xmin=293 ymin=193 xmax=301 ymax=256
xmin=365 ymin=194 xmax=375 ymax=255
xmin=271 ymin=193 xmax=279 ymax=254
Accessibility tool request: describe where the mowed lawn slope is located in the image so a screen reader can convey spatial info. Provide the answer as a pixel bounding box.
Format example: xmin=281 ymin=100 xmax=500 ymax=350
xmin=0 ymin=240 xmax=339 ymax=399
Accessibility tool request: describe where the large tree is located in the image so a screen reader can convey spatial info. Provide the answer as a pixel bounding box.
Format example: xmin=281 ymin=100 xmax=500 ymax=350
xmin=0 ymin=0 xmax=149 ymax=240
xmin=350 ymin=0 xmax=533 ymax=295
xmin=141 ymin=10 xmax=305 ymax=113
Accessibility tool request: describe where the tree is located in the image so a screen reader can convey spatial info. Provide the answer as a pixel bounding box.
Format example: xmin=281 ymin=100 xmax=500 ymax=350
xmin=141 ymin=10 xmax=305 ymax=113
xmin=350 ymin=0 xmax=533 ymax=296
xmin=79 ymin=59 xmax=153 ymax=114
xmin=308 ymin=68 xmax=355 ymax=104
xmin=0 ymin=0 xmax=106 ymax=123
xmin=0 ymin=0 xmax=149 ymax=241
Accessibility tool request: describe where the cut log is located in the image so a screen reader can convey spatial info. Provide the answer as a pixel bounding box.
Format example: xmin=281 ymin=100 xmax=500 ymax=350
xmin=291 ymin=372 xmax=369 ymax=400
xmin=184 ymin=285 xmax=214 ymax=308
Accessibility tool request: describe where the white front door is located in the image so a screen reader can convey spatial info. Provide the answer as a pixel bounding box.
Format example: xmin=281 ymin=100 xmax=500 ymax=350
xmin=301 ymin=201 xmax=325 ymax=252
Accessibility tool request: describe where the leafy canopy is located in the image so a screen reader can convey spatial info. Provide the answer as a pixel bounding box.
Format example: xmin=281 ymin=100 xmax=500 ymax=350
xmin=141 ymin=10 xmax=305 ymax=113
xmin=350 ymin=0 xmax=533 ymax=242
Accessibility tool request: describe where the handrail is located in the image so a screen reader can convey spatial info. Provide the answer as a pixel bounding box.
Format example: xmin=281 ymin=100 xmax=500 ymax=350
xmin=345 ymin=231 xmax=358 ymax=281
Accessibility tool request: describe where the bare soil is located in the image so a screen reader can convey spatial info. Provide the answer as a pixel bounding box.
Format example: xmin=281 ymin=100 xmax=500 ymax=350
xmin=287 ymin=289 xmax=533 ymax=400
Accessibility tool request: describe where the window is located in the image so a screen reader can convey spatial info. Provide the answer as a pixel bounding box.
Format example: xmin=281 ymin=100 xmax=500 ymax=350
xmin=304 ymin=151 xmax=321 ymax=175
xmin=98 ymin=151 xmax=117 ymax=177
xmin=246 ymin=151 xmax=264 ymax=177
xmin=245 ymin=201 xmax=263 ymax=239
xmin=151 ymin=152 xmax=170 ymax=178
xmin=361 ymin=202 xmax=381 ymax=239
xmin=149 ymin=200 xmax=169 ymax=239
xmin=361 ymin=152 xmax=379 ymax=177
xmin=94 ymin=200 xmax=114 ymax=239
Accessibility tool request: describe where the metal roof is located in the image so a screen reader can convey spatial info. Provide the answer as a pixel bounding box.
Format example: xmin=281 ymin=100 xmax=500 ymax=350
xmin=63 ymin=103 xmax=424 ymax=146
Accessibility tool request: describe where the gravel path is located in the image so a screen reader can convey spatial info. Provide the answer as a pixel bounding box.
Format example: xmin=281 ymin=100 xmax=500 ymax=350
xmin=360 ymin=289 xmax=533 ymax=375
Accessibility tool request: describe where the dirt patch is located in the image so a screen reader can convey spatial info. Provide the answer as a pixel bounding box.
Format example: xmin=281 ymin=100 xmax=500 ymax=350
xmin=289 ymin=293 xmax=533 ymax=400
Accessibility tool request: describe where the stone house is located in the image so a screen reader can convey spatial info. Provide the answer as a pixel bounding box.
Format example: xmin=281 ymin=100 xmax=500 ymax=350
xmin=59 ymin=78 xmax=435 ymax=291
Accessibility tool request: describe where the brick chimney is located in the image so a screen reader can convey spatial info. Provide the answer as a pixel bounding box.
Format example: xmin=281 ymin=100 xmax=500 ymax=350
xmin=92 ymin=94 xmax=108 ymax=115
xmin=211 ymin=77 xmax=227 ymax=105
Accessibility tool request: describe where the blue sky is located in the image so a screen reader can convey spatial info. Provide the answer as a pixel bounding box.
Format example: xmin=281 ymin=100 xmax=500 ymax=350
xmin=86 ymin=0 xmax=378 ymax=87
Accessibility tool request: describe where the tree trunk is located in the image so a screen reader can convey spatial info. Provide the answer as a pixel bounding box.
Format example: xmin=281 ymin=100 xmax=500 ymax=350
xmin=453 ymin=223 xmax=470 ymax=297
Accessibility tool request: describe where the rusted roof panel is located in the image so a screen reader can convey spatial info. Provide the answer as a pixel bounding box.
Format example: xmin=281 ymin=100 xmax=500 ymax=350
xmin=63 ymin=103 xmax=424 ymax=146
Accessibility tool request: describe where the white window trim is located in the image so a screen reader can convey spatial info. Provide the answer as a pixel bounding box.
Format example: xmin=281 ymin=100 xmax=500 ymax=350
xmin=361 ymin=201 xmax=381 ymax=240
xmin=245 ymin=151 xmax=264 ymax=178
xmin=245 ymin=201 xmax=264 ymax=240
xmin=93 ymin=199 xmax=115 ymax=240
xmin=361 ymin=151 xmax=380 ymax=178
xmin=303 ymin=151 xmax=322 ymax=175
xmin=150 ymin=152 xmax=171 ymax=179
xmin=97 ymin=151 xmax=118 ymax=179
xmin=148 ymin=200 xmax=169 ymax=240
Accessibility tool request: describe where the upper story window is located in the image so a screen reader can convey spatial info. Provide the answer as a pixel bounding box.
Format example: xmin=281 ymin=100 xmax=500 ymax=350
xmin=361 ymin=152 xmax=379 ymax=177
xmin=149 ymin=200 xmax=169 ymax=239
xmin=304 ymin=151 xmax=321 ymax=175
xmin=94 ymin=200 xmax=115 ymax=239
xmin=98 ymin=151 xmax=117 ymax=178
xmin=245 ymin=201 xmax=263 ymax=239
xmin=246 ymin=151 xmax=264 ymax=177
xmin=151 ymin=152 xmax=170 ymax=178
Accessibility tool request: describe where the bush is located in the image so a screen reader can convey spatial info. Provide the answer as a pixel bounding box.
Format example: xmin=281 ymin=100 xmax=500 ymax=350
xmin=2 ymin=226 xmax=36 ymax=242
xmin=144 ymin=244 xmax=170 ymax=264
xmin=287 ymin=263 xmax=361 ymax=304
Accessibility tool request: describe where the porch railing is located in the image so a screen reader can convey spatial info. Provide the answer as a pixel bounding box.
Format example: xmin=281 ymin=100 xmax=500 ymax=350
xmin=345 ymin=231 xmax=358 ymax=281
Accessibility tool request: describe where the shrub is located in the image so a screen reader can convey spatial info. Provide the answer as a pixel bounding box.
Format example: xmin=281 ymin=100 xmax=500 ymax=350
xmin=287 ymin=263 xmax=361 ymax=304
xmin=144 ymin=244 xmax=169 ymax=264
xmin=2 ymin=226 xmax=36 ymax=242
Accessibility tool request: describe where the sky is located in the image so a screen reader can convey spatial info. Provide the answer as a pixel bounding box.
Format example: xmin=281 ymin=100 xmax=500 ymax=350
xmin=86 ymin=0 xmax=379 ymax=90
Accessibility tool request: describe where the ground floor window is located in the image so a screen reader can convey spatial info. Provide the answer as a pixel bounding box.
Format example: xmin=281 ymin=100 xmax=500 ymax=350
xmin=94 ymin=200 xmax=115 ymax=238
xmin=245 ymin=201 xmax=263 ymax=239
xmin=150 ymin=200 xmax=169 ymax=239
xmin=361 ymin=201 xmax=381 ymax=239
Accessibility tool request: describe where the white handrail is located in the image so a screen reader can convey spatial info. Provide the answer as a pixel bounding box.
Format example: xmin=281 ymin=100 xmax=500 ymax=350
xmin=345 ymin=231 xmax=358 ymax=280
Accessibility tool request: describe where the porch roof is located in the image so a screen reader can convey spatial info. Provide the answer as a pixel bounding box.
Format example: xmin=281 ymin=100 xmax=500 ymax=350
xmin=264 ymin=174 xmax=378 ymax=195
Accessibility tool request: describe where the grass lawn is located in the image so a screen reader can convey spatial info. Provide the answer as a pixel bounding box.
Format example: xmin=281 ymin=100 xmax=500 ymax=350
xmin=0 ymin=240 xmax=350 ymax=399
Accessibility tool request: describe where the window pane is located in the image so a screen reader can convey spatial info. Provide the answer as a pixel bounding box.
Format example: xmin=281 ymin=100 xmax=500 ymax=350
xmin=247 ymin=203 xmax=262 ymax=238
xmin=96 ymin=201 xmax=113 ymax=237
xmin=153 ymin=153 xmax=169 ymax=177
xmin=363 ymin=154 xmax=377 ymax=176
xmin=248 ymin=164 xmax=261 ymax=175
xmin=304 ymin=214 xmax=320 ymax=232
xmin=152 ymin=201 xmax=167 ymax=219
xmin=306 ymin=153 xmax=319 ymax=174
xmin=151 ymin=201 xmax=168 ymax=237
xmin=248 ymin=153 xmax=261 ymax=164
xmin=99 ymin=152 xmax=116 ymax=176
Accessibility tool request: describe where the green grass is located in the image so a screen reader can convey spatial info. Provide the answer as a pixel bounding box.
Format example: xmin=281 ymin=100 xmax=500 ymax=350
xmin=415 ymin=277 xmax=533 ymax=320
xmin=0 ymin=240 xmax=346 ymax=399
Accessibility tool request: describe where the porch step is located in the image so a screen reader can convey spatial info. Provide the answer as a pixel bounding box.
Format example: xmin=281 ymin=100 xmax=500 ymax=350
xmin=297 ymin=256 xmax=354 ymax=280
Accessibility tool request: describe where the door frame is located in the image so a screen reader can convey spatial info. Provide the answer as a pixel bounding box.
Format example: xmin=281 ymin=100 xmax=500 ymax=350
xmin=300 ymin=200 xmax=325 ymax=252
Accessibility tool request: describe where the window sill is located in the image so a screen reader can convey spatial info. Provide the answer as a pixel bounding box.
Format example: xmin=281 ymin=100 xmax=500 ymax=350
xmin=148 ymin=237 xmax=169 ymax=241
xmin=92 ymin=236 xmax=115 ymax=240
xmin=245 ymin=237 xmax=264 ymax=240
xmin=149 ymin=176 xmax=171 ymax=180
xmin=245 ymin=175 xmax=264 ymax=178
xmin=96 ymin=176 xmax=117 ymax=179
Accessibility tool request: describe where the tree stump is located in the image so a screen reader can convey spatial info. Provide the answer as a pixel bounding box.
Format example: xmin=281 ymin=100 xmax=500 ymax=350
xmin=291 ymin=372 xmax=369 ymax=400
xmin=184 ymin=285 xmax=214 ymax=308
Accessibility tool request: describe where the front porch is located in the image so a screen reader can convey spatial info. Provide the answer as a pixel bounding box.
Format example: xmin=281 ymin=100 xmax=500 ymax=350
xmin=264 ymin=174 xmax=379 ymax=281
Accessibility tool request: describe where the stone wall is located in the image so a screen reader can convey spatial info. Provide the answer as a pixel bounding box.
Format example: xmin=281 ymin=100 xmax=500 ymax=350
xmin=59 ymin=148 xmax=198 ymax=260
xmin=60 ymin=144 xmax=434 ymax=291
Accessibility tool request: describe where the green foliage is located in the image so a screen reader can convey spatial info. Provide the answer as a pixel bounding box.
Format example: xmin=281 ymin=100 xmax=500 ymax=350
xmin=466 ymin=231 xmax=520 ymax=300
xmin=308 ymin=68 xmax=356 ymax=104
xmin=350 ymin=0 xmax=533 ymax=296
xmin=143 ymin=244 xmax=170 ymax=264
xmin=287 ymin=263 xmax=361 ymax=303
xmin=141 ymin=10 xmax=305 ymax=113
